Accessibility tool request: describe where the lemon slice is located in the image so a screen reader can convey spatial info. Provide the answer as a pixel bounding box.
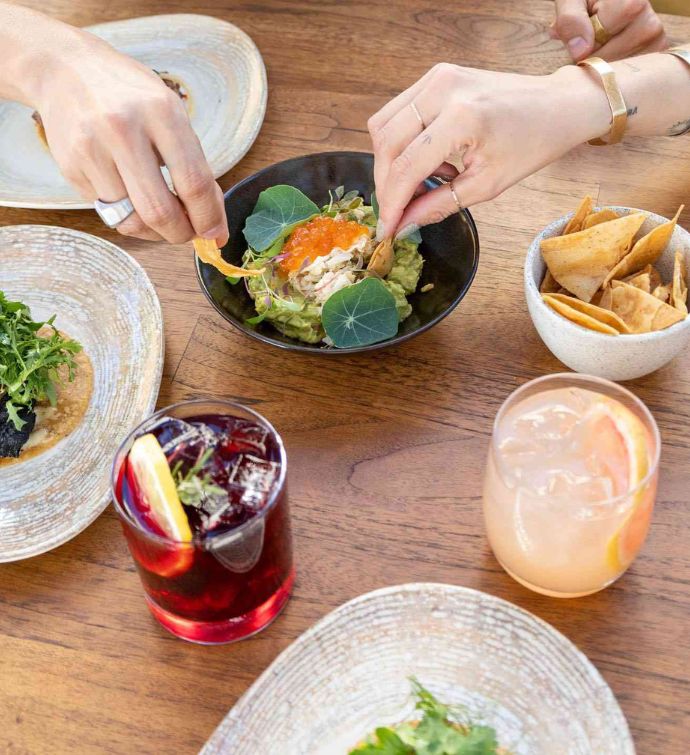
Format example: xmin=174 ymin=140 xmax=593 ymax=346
xmin=586 ymin=398 xmax=652 ymax=571
xmin=128 ymin=433 xmax=192 ymax=542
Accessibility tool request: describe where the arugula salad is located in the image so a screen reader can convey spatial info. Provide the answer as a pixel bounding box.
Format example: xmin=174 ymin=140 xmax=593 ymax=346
xmin=0 ymin=291 xmax=82 ymax=458
xmin=235 ymin=184 xmax=425 ymax=347
xmin=350 ymin=679 xmax=505 ymax=755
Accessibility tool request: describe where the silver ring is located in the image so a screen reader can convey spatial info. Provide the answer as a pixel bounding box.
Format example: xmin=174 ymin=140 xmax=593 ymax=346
xmin=449 ymin=181 xmax=463 ymax=210
xmin=94 ymin=197 xmax=135 ymax=228
xmin=410 ymin=101 xmax=425 ymax=130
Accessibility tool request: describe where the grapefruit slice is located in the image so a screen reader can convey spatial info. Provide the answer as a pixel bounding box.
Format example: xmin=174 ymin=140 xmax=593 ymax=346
xmin=584 ymin=398 xmax=653 ymax=572
xmin=128 ymin=433 xmax=192 ymax=543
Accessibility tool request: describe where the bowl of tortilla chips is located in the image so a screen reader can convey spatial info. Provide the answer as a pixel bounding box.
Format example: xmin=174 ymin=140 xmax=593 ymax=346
xmin=525 ymin=196 xmax=690 ymax=381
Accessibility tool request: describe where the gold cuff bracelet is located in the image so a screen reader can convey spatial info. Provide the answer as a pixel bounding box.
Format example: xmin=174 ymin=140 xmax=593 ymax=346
xmin=577 ymin=57 xmax=628 ymax=146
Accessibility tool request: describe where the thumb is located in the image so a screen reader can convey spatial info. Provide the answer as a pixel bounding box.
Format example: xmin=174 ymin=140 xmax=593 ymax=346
xmin=554 ymin=0 xmax=595 ymax=61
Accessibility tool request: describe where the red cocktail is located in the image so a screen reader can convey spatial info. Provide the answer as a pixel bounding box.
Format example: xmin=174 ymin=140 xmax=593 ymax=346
xmin=111 ymin=399 xmax=293 ymax=644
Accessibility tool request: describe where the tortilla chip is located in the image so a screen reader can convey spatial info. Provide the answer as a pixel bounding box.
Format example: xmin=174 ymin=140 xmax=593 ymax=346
xmin=193 ymin=237 xmax=264 ymax=278
xmin=652 ymin=284 xmax=671 ymax=303
xmin=610 ymin=281 xmax=685 ymax=333
xmin=623 ymin=264 xmax=662 ymax=290
xmin=563 ymin=195 xmax=593 ymax=235
xmin=542 ymin=294 xmax=619 ymax=335
xmin=604 ymin=205 xmax=683 ymax=287
xmin=583 ymin=208 xmax=619 ymax=229
xmin=541 ymin=212 xmax=646 ymax=302
xmin=671 ymin=249 xmax=688 ymax=315
xmin=540 ymin=270 xmax=560 ymax=294
xmin=598 ymin=285 xmax=613 ymax=310
xmin=625 ymin=271 xmax=651 ymax=294
xmin=544 ymin=293 xmax=630 ymax=333
xmin=649 ymin=265 xmax=662 ymax=290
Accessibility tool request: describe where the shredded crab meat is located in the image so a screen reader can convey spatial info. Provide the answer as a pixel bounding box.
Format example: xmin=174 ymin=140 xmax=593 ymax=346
xmin=286 ymin=236 xmax=375 ymax=305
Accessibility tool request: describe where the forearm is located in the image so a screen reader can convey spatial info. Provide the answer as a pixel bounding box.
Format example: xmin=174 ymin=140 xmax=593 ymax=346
xmin=554 ymin=50 xmax=690 ymax=142
xmin=0 ymin=3 xmax=88 ymax=106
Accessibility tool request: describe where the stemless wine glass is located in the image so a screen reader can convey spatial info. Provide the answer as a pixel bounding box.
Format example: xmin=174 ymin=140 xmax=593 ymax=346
xmin=111 ymin=398 xmax=294 ymax=643
xmin=483 ymin=374 xmax=660 ymax=598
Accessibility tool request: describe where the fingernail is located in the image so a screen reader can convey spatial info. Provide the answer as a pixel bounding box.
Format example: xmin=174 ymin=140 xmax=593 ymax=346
xmin=567 ymin=36 xmax=588 ymax=58
xmin=375 ymin=219 xmax=386 ymax=243
xmin=394 ymin=223 xmax=420 ymax=241
xmin=202 ymin=224 xmax=227 ymax=243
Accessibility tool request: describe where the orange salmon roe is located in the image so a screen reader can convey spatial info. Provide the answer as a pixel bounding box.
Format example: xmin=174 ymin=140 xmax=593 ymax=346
xmin=279 ymin=216 xmax=369 ymax=274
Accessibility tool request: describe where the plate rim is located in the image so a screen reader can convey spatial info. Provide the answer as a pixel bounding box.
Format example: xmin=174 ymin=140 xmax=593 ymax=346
xmin=0 ymin=224 xmax=164 ymax=561
xmin=0 ymin=13 xmax=267 ymax=210
xmin=201 ymin=581 xmax=634 ymax=753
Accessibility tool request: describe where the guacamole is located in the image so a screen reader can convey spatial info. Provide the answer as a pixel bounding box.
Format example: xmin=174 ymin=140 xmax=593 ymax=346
xmin=239 ymin=187 xmax=425 ymax=347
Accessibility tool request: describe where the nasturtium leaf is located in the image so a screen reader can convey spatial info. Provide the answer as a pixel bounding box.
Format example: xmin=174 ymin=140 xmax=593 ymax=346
xmin=243 ymin=185 xmax=319 ymax=252
xmin=322 ymin=278 xmax=399 ymax=348
xmin=371 ymin=191 xmax=422 ymax=244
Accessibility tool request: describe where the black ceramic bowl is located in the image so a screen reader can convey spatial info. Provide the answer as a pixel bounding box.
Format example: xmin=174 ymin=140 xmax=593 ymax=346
xmin=196 ymin=151 xmax=479 ymax=354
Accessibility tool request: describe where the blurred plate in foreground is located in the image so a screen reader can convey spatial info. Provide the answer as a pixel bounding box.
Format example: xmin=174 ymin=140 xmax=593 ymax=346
xmin=201 ymin=583 xmax=633 ymax=754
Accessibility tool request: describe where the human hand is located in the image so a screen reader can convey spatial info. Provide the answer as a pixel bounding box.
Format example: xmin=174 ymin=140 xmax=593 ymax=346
xmin=368 ymin=63 xmax=611 ymax=238
xmin=551 ymin=0 xmax=667 ymax=62
xmin=31 ymin=30 xmax=227 ymax=243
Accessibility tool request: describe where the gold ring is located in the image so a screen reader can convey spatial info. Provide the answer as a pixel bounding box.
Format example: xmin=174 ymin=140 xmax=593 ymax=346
xmin=449 ymin=181 xmax=463 ymax=210
xmin=410 ymin=102 xmax=425 ymax=130
xmin=590 ymin=13 xmax=612 ymax=46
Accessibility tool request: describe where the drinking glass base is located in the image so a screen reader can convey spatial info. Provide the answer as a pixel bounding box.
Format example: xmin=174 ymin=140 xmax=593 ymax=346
xmin=499 ymin=560 xmax=619 ymax=598
xmin=145 ymin=569 xmax=295 ymax=644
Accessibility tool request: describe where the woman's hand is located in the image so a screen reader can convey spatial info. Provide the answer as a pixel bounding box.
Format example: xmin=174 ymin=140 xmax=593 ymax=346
xmin=368 ymin=63 xmax=610 ymax=239
xmin=552 ymin=0 xmax=667 ymax=62
xmin=30 ymin=29 xmax=228 ymax=244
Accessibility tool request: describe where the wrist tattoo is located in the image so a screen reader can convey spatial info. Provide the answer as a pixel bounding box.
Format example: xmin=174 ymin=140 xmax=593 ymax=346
xmin=623 ymin=62 xmax=641 ymax=73
xmin=668 ymin=117 xmax=690 ymax=136
xmin=627 ymin=106 xmax=638 ymax=117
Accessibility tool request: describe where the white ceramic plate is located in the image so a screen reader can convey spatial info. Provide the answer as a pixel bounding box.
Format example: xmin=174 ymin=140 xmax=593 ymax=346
xmin=202 ymin=584 xmax=634 ymax=755
xmin=0 ymin=226 xmax=163 ymax=561
xmin=0 ymin=13 xmax=267 ymax=209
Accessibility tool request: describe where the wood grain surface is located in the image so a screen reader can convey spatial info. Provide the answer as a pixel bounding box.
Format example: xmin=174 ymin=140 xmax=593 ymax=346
xmin=1 ymin=1 xmax=690 ymax=753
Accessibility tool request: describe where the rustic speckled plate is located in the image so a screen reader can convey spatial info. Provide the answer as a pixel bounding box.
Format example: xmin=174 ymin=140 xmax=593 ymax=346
xmin=0 ymin=226 xmax=163 ymax=561
xmin=0 ymin=14 xmax=267 ymax=209
xmin=202 ymin=584 xmax=634 ymax=755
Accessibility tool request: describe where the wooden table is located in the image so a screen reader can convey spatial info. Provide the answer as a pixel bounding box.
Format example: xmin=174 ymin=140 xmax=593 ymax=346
xmin=2 ymin=1 xmax=689 ymax=752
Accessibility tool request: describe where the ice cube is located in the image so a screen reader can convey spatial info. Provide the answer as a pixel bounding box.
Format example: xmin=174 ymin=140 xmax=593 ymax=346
xmin=227 ymin=453 xmax=280 ymax=510
xmin=148 ymin=416 xmax=217 ymax=456
xmin=219 ymin=420 xmax=270 ymax=456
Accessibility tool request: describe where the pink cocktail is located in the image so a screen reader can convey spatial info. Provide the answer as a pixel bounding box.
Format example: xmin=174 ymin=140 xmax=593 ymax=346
xmin=483 ymin=374 xmax=659 ymax=598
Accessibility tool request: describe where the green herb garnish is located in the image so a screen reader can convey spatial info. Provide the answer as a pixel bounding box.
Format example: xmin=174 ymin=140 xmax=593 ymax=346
xmin=350 ymin=679 xmax=501 ymax=755
xmin=172 ymin=447 xmax=225 ymax=507
xmin=321 ymin=277 xmax=399 ymax=348
xmin=0 ymin=291 xmax=81 ymax=430
xmin=243 ymin=185 xmax=319 ymax=252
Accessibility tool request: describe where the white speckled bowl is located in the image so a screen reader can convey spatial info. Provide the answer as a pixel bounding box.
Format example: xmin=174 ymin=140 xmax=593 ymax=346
xmin=525 ymin=207 xmax=690 ymax=381
xmin=202 ymin=584 xmax=634 ymax=755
